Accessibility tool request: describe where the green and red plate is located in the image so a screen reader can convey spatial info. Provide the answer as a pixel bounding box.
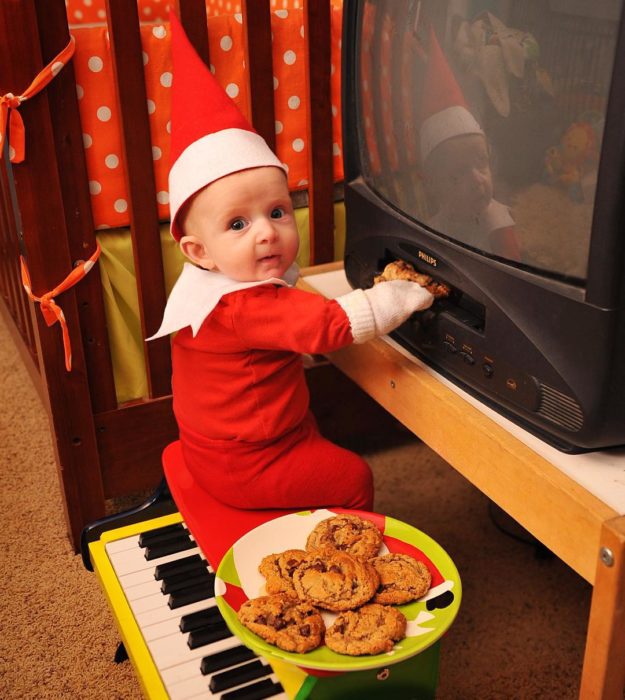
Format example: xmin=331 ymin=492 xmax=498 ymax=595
xmin=215 ymin=508 xmax=461 ymax=672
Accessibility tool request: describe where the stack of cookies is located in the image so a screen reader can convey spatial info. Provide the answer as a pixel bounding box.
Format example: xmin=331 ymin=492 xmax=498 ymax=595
xmin=236 ymin=514 xmax=432 ymax=656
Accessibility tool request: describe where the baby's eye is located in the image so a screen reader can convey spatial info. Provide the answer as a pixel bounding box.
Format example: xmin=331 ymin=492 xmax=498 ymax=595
xmin=230 ymin=218 xmax=246 ymax=231
xmin=270 ymin=207 xmax=285 ymax=219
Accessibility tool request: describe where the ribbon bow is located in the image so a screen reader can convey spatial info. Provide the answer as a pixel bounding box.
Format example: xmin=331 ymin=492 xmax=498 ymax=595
xmin=20 ymin=242 xmax=101 ymax=371
xmin=0 ymin=36 xmax=75 ymax=163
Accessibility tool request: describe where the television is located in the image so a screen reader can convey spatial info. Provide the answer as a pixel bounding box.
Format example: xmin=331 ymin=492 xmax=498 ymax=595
xmin=341 ymin=0 xmax=625 ymax=452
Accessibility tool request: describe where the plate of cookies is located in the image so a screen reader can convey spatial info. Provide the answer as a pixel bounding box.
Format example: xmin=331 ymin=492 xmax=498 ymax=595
xmin=214 ymin=509 xmax=461 ymax=672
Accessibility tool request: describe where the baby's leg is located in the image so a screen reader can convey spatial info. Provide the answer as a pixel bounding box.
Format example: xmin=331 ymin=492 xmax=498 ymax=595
xmin=243 ymin=414 xmax=374 ymax=511
xmin=181 ymin=413 xmax=374 ymax=511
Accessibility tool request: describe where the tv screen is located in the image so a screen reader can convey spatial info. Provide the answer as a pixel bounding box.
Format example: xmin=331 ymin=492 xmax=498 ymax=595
xmin=342 ymin=0 xmax=625 ymax=452
xmin=355 ymin=0 xmax=622 ymax=280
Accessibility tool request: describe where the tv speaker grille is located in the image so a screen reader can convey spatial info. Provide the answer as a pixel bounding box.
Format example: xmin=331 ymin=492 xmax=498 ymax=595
xmin=537 ymin=384 xmax=584 ymax=432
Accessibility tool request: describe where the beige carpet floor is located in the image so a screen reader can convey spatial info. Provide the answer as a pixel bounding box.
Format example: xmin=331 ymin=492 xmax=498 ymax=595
xmin=0 ymin=308 xmax=591 ymax=699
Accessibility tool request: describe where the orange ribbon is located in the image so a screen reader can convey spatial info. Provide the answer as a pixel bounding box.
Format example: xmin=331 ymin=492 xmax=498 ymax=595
xmin=20 ymin=242 xmax=101 ymax=372
xmin=1 ymin=36 xmax=75 ymax=163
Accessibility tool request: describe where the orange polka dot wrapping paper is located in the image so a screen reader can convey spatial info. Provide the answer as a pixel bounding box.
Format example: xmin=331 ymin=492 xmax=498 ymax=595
xmin=67 ymin=1 xmax=344 ymax=230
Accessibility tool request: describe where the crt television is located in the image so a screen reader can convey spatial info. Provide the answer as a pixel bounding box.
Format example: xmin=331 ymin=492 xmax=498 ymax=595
xmin=341 ymin=0 xmax=625 ymax=452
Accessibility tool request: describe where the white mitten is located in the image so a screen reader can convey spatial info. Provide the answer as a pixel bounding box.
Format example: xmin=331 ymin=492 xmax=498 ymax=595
xmin=336 ymin=280 xmax=434 ymax=344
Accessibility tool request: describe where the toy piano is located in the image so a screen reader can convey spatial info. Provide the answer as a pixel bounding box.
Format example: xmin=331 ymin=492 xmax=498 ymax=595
xmin=82 ymin=443 xmax=461 ymax=698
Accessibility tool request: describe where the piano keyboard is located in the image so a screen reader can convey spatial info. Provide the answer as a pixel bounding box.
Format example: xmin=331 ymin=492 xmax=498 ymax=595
xmin=89 ymin=513 xmax=290 ymax=700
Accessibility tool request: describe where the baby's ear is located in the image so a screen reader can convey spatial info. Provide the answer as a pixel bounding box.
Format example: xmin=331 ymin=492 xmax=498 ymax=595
xmin=179 ymin=236 xmax=214 ymax=269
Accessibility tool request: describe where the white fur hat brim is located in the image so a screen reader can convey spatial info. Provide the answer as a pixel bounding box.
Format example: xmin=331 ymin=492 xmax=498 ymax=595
xmin=169 ymin=128 xmax=285 ymax=240
xmin=420 ymin=105 xmax=483 ymax=163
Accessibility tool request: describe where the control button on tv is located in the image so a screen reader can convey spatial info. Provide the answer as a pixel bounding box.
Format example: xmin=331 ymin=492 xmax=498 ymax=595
xmin=460 ymin=351 xmax=475 ymax=365
xmin=482 ymin=363 xmax=494 ymax=378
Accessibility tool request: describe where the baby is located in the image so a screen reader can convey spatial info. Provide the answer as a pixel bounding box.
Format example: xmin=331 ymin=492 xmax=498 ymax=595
xmin=424 ymin=131 xmax=520 ymax=260
xmin=420 ymin=28 xmax=520 ymax=261
xmin=150 ymin=15 xmax=434 ymax=513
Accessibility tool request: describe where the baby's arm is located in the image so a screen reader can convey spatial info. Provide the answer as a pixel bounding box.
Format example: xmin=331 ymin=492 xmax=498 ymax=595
xmin=232 ymin=282 xmax=433 ymax=353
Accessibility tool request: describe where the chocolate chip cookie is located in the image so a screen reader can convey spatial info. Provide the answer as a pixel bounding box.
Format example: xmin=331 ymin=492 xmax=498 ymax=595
xmin=259 ymin=549 xmax=308 ymax=595
xmin=371 ymin=553 xmax=432 ymax=604
xmin=325 ymin=603 xmax=407 ymax=655
xmin=237 ymin=593 xmax=325 ymax=653
xmin=305 ymin=514 xmax=383 ymax=560
xmin=374 ymin=259 xmax=451 ymax=299
xmin=292 ymin=547 xmax=379 ymax=611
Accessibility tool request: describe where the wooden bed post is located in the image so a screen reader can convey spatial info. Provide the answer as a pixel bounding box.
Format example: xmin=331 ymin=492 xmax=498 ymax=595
xmin=0 ymin=0 xmax=111 ymax=549
xmin=304 ymin=0 xmax=335 ymax=264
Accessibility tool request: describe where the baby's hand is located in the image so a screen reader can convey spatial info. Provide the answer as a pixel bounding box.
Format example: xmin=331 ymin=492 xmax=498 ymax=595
xmin=337 ymin=279 xmax=434 ymax=343
xmin=364 ymin=279 xmax=434 ymax=336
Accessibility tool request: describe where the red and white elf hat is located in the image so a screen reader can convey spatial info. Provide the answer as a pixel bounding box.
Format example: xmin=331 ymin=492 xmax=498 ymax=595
xmin=420 ymin=27 xmax=483 ymax=163
xmin=168 ymin=12 xmax=285 ymax=241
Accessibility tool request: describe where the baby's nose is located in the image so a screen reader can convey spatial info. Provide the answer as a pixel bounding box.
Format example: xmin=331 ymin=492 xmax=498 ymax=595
xmin=256 ymin=218 xmax=278 ymax=242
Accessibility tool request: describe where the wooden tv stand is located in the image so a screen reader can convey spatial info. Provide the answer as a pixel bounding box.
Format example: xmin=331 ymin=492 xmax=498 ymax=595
xmin=300 ymin=262 xmax=625 ymax=700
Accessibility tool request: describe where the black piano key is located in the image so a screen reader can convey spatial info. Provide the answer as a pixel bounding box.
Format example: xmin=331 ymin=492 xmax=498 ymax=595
xmin=168 ymin=579 xmax=215 ymax=609
xmin=154 ymin=553 xmax=205 ymax=580
xmin=138 ymin=522 xmax=185 ymax=547
xmin=145 ymin=534 xmax=195 ymax=561
xmin=187 ymin=619 xmax=232 ymax=649
xmin=222 ymin=679 xmax=284 ymax=700
xmin=180 ymin=605 xmax=222 ymax=633
xmin=200 ymin=645 xmax=256 ymax=675
xmin=161 ymin=568 xmax=214 ymax=595
xmin=209 ymin=660 xmax=271 ymax=693
xmin=140 ymin=530 xmax=191 ymax=552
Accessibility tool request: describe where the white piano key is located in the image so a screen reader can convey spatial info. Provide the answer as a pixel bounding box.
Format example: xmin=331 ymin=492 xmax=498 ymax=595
xmin=142 ymin=609 xmax=217 ymax=643
xmin=160 ymin=655 xmax=208 ymax=688
xmin=118 ymin=565 xmax=161 ymax=589
xmin=148 ymin=629 xmax=240 ymax=670
xmin=166 ymin=651 xmax=272 ymax=700
xmin=105 ymin=534 xmax=141 ymax=555
xmin=165 ymin=672 xmax=209 ymax=699
xmin=128 ymin=590 xmax=174 ymax=616
xmin=107 ymin=542 xmax=200 ymax=577
xmin=123 ymin=578 xmax=166 ymax=602
xmin=184 ymin=674 xmax=288 ymax=700
xmin=135 ymin=598 xmax=215 ymax=629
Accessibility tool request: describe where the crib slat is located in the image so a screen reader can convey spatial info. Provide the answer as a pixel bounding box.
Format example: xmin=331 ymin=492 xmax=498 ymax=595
xmin=176 ymin=0 xmax=210 ymax=65
xmin=39 ymin=0 xmax=119 ymax=414
xmin=242 ymin=0 xmax=276 ymax=152
xmin=0 ymin=154 xmax=36 ymax=359
xmin=304 ymin=1 xmax=335 ymax=264
xmin=105 ymin=0 xmax=172 ymax=398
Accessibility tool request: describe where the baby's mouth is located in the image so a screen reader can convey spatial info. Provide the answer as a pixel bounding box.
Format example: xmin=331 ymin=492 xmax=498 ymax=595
xmin=259 ymin=254 xmax=280 ymax=263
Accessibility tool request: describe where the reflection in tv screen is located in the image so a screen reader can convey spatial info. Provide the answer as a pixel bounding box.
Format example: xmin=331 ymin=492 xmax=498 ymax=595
xmin=357 ymin=0 xmax=619 ymax=281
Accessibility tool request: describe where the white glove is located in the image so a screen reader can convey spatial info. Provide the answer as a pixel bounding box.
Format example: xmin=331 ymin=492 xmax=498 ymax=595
xmin=336 ymin=280 xmax=434 ymax=344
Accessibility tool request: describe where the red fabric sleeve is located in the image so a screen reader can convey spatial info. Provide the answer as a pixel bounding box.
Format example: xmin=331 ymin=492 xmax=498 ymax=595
xmin=228 ymin=286 xmax=354 ymax=353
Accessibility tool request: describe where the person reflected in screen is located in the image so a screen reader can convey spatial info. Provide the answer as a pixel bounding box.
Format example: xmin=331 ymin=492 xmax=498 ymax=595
xmin=420 ymin=28 xmax=521 ymax=261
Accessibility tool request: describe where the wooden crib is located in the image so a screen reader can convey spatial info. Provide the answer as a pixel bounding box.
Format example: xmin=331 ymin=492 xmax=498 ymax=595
xmin=0 ymin=0 xmax=342 ymax=549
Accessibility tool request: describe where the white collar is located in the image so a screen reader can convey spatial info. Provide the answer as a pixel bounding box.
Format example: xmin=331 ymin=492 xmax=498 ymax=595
xmin=147 ymin=262 xmax=299 ymax=340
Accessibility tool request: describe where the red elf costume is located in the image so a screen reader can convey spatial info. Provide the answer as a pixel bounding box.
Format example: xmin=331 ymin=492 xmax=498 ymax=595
xmin=150 ymin=15 xmax=433 ymax=513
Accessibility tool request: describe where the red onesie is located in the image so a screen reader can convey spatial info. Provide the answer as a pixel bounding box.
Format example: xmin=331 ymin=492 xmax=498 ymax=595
xmin=171 ymin=283 xmax=374 ymax=511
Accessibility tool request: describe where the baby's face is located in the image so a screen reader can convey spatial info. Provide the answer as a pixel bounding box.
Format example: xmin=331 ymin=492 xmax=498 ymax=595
xmin=428 ymin=134 xmax=493 ymax=221
xmin=180 ymin=167 xmax=299 ymax=282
